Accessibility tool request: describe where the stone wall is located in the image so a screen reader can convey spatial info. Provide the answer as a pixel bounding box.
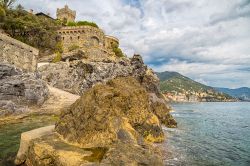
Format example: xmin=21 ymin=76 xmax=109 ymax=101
xmin=0 ymin=33 xmax=38 ymax=72
xmin=105 ymin=35 xmax=119 ymax=49
xmin=57 ymin=26 xmax=119 ymax=53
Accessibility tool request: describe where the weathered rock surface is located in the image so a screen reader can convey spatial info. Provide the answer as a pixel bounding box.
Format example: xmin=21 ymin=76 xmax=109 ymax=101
xmin=18 ymin=77 xmax=174 ymax=165
xmin=14 ymin=52 xmax=177 ymax=165
xmin=0 ymin=63 xmax=49 ymax=116
xmin=38 ymin=54 xmax=161 ymax=96
xmin=55 ymin=77 xmax=167 ymax=147
xmin=17 ymin=129 xmax=162 ymax=166
xmin=15 ymin=125 xmax=55 ymax=165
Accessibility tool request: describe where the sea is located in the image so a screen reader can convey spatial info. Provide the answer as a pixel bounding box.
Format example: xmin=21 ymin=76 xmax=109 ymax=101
xmin=0 ymin=103 xmax=250 ymax=166
xmin=163 ymin=102 xmax=250 ymax=166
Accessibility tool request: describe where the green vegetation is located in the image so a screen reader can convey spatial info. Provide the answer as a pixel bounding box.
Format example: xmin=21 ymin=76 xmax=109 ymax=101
xmin=55 ymin=41 xmax=63 ymax=53
xmin=68 ymin=44 xmax=79 ymax=51
xmin=66 ymin=21 xmax=99 ymax=28
xmin=156 ymin=71 xmax=233 ymax=101
xmin=0 ymin=3 xmax=61 ymax=56
xmin=0 ymin=5 xmax=5 ymax=22
xmin=52 ymin=52 xmax=62 ymax=63
xmin=157 ymin=71 xmax=211 ymax=93
xmin=111 ymin=43 xmax=124 ymax=57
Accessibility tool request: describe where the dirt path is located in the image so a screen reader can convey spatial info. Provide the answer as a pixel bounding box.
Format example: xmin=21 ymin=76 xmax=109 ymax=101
xmin=0 ymin=86 xmax=80 ymax=125
xmin=39 ymin=86 xmax=80 ymax=114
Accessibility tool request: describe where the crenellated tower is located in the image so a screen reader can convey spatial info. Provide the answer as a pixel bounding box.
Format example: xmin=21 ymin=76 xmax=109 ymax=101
xmin=56 ymin=5 xmax=76 ymax=23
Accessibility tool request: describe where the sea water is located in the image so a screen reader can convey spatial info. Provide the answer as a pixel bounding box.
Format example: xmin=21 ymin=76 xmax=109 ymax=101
xmin=164 ymin=102 xmax=250 ymax=166
xmin=0 ymin=115 xmax=56 ymax=166
xmin=1 ymin=103 xmax=250 ymax=166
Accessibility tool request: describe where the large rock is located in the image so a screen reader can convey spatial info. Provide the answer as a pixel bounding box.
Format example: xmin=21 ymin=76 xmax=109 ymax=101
xmin=56 ymin=77 xmax=176 ymax=147
xmin=18 ymin=77 xmax=171 ymax=165
xmin=16 ymin=128 xmax=163 ymax=166
xmin=55 ymin=77 xmax=168 ymax=147
xmin=0 ymin=63 xmax=49 ymax=116
xmin=38 ymin=54 xmax=161 ymax=96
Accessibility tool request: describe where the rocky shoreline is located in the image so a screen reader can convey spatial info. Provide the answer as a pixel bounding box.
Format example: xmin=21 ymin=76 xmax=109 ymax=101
xmin=0 ymin=50 xmax=177 ymax=165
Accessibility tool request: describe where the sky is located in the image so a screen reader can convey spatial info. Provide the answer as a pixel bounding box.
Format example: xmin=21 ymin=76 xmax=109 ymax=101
xmin=17 ymin=0 xmax=250 ymax=88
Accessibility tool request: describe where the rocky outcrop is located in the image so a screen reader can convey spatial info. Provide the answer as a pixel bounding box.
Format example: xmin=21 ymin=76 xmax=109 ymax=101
xmin=17 ymin=77 xmax=176 ymax=165
xmin=55 ymin=77 xmax=169 ymax=146
xmin=0 ymin=63 xmax=49 ymax=116
xmin=38 ymin=54 xmax=161 ymax=96
xmin=16 ymin=127 xmax=162 ymax=166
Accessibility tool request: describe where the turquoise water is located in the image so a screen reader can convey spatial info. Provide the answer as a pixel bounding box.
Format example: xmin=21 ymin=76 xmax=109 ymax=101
xmin=0 ymin=115 xmax=56 ymax=166
xmin=164 ymin=102 xmax=250 ymax=166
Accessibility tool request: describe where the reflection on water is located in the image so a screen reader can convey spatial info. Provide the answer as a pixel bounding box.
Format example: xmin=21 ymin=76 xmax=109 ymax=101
xmin=164 ymin=102 xmax=250 ymax=166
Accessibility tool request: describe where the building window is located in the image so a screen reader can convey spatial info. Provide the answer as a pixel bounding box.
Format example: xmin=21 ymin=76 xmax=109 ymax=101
xmin=62 ymin=37 xmax=64 ymax=40
xmin=70 ymin=37 xmax=72 ymax=40
xmin=78 ymin=36 xmax=80 ymax=40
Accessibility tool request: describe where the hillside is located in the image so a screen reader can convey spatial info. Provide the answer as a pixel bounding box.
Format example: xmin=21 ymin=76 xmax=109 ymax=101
xmin=215 ymin=87 xmax=250 ymax=101
xmin=156 ymin=71 xmax=235 ymax=102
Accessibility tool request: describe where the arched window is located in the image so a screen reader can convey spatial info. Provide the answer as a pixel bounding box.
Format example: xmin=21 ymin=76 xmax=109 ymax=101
xmin=90 ymin=36 xmax=100 ymax=46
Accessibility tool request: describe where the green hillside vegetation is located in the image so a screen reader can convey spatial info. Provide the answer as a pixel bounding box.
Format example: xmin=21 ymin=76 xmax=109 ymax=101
xmin=0 ymin=2 xmax=62 ymax=56
xmin=66 ymin=21 xmax=99 ymax=28
xmin=157 ymin=71 xmax=211 ymax=93
xmin=156 ymin=71 xmax=233 ymax=101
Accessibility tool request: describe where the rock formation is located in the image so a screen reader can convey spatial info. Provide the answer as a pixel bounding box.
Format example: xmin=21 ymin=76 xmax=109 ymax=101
xmin=17 ymin=76 xmax=176 ymax=165
xmin=0 ymin=63 xmax=49 ymax=117
xmin=38 ymin=54 xmax=161 ymax=96
xmin=55 ymin=77 xmax=171 ymax=146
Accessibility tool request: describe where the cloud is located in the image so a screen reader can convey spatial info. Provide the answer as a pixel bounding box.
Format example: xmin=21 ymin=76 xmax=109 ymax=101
xmin=18 ymin=0 xmax=250 ymax=88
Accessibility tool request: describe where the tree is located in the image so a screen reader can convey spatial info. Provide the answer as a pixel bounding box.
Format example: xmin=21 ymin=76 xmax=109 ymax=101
xmin=0 ymin=0 xmax=16 ymax=9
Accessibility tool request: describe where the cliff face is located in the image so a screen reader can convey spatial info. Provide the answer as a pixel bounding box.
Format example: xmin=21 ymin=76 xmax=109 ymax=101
xmin=38 ymin=54 xmax=161 ymax=97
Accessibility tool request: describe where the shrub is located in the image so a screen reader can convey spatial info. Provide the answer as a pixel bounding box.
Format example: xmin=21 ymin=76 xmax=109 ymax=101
xmin=52 ymin=52 xmax=62 ymax=63
xmin=1 ymin=8 xmax=61 ymax=56
xmin=55 ymin=41 xmax=63 ymax=53
xmin=67 ymin=21 xmax=77 ymax=26
xmin=77 ymin=21 xmax=99 ymax=28
xmin=0 ymin=5 xmax=5 ymax=22
xmin=111 ymin=43 xmax=124 ymax=57
xmin=68 ymin=44 xmax=79 ymax=51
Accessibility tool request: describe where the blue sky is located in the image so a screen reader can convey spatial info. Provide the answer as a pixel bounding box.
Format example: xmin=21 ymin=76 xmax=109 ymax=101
xmin=18 ymin=0 xmax=250 ymax=88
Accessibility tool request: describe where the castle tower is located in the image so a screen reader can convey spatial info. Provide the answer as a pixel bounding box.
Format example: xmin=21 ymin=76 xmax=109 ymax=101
xmin=56 ymin=5 xmax=76 ymax=23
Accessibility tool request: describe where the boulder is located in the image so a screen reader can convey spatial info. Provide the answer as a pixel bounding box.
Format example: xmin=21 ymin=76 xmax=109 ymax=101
xmin=18 ymin=77 xmax=170 ymax=165
xmin=0 ymin=63 xmax=49 ymax=116
xmin=55 ymin=77 xmax=166 ymax=146
xmin=17 ymin=129 xmax=163 ymax=166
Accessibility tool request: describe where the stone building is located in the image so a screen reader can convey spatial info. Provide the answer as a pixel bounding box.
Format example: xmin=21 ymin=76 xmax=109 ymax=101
xmin=0 ymin=33 xmax=38 ymax=72
xmin=56 ymin=5 xmax=120 ymax=55
xmin=56 ymin=5 xmax=76 ymax=23
xmin=57 ymin=26 xmax=119 ymax=53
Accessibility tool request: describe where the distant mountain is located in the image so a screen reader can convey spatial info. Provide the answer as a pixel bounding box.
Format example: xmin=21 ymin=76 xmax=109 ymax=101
xmin=215 ymin=87 xmax=250 ymax=101
xmin=156 ymin=71 xmax=235 ymax=102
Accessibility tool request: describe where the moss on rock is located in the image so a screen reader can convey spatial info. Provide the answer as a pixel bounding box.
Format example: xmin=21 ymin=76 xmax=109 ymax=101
xmin=55 ymin=77 xmax=176 ymax=147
